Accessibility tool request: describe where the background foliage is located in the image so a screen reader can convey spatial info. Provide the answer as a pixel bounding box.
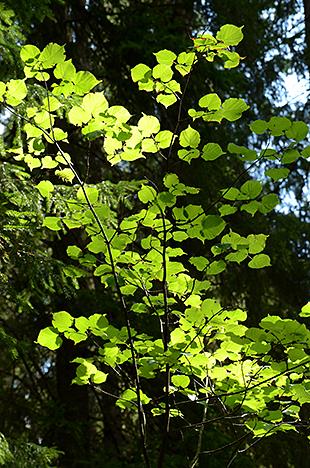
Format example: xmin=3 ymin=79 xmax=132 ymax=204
xmin=0 ymin=1 xmax=309 ymax=467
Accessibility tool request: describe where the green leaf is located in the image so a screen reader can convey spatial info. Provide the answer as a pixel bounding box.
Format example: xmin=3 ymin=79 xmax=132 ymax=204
xmin=265 ymin=168 xmax=290 ymax=181
xmin=116 ymin=388 xmax=150 ymax=409
xmin=268 ymin=117 xmax=291 ymax=136
xmin=248 ymin=254 xmax=271 ymax=269
xmin=142 ymin=138 xmax=157 ymax=153
xmin=171 ymin=374 xmax=190 ymax=388
xmin=108 ymin=105 xmax=131 ymax=123
xmin=24 ymin=123 xmax=42 ymax=138
xmin=202 ymin=215 xmax=226 ymax=240
xmin=36 ymin=180 xmax=54 ymax=198
xmin=176 ymin=52 xmax=195 ymax=75
xmin=164 ymin=173 xmax=179 ymax=188
xmin=155 ymin=130 xmax=173 ymax=148
xmin=41 ymin=156 xmax=58 ymax=169
xmin=82 ymin=92 xmax=108 ymax=116
xmin=55 ymin=168 xmax=75 ymax=183
xmin=282 ymin=149 xmax=300 ymax=164
xmin=77 ymin=186 xmax=99 ymax=204
xmin=67 ymin=331 xmax=87 ymax=344
xmin=291 ymin=384 xmax=310 ymax=404
xmin=220 ymin=50 xmax=241 ymax=68
xmin=222 ymin=187 xmax=241 ymax=201
xmin=68 ymin=105 xmax=91 ymax=126
xmin=247 ymin=234 xmax=268 ymax=254
xmin=54 ymin=59 xmax=76 ymax=80
xmin=202 ymin=143 xmax=225 ymax=160
xmin=285 ymin=121 xmax=308 ymax=141
xmin=156 ymin=93 xmax=177 ymax=107
xmin=6 ymin=79 xmax=27 ymax=106
xmin=20 ymin=44 xmax=40 ymax=64
xmin=260 ymin=193 xmax=279 ymax=213
xmin=226 ymin=249 xmax=248 ymax=263
xmin=219 ymin=205 xmax=237 ymax=216
xmin=52 ymin=311 xmax=74 ymax=332
xmin=250 ymin=119 xmax=268 ymax=134
xmin=42 ymin=96 xmax=61 ymax=112
xmin=207 ymin=260 xmax=226 ymax=275
xmin=152 ymin=64 xmax=173 ymax=82
xmin=216 ymin=24 xmax=244 ymax=46
xmin=300 ymin=302 xmax=310 ymax=318
xmin=240 ymin=180 xmax=262 ymax=199
xmin=0 ymin=81 xmax=6 ymax=101
xmin=43 ymin=216 xmax=62 ymax=231
xmin=179 ymin=126 xmax=200 ymax=148
xmin=240 ymin=201 xmax=259 ymax=216
xmin=178 ymin=149 xmax=200 ymax=163
xmin=131 ymin=63 xmax=151 ymax=82
xmin=74 ymin=71 xmax=100 ymax=95
xmin=87 ymin=236 xmax=105 ymax=254
xmin=138 ymin=115 xmax=160 ymax=136
xmin=75 ymin=317 xmax=89 ymax=333
xmin=199 ymin=93 xmax=221 ymax=110
xmin=222 ymin=98 xmax=249 ymax=121
xmin=157 ymin=192 xmax=176 ymax=208
xmin=37 ymin=327 xmax=62 ymax=350
xmin=67 ymin=245 xmax=82 ymax=259
xmin=91 ymin=371 xmax=108 ymax=384
xmin=49 ymin=128 xmax=68 ymax=141
xmin=40 ymin=43 xmax=65 ymax=67
xmin=227 ymin=143 xmax=256 ymax=161
xmin=173 ymin=231 xmax=188 ymax=242
xmin=190 ymin=256 xmax=209 ymax=271
xmin=138 ymin=185 xmax=157 ymax=203
xmin=301 ymin=145 xmax=310 ymax=158
xmin=121 ymin=148 xmax=144 ymax=161
xmin=164 ymin=80 xmax=181 ymax=94
xmin=24 ymin=155 xmax=41 ymax=170
xmin=154 ymin=49 xmax=176 ymax=65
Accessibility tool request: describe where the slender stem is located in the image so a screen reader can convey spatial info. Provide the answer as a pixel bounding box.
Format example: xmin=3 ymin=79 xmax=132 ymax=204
xmin=175 ymin=358 xmax=310 ymax=405
xmin=189 ymin=401 xmax=208 ymax=468
xmin=157 ymin=208 xmax=170 ymax=468
xmin=5 ymin=94 xmax=151 ymax=467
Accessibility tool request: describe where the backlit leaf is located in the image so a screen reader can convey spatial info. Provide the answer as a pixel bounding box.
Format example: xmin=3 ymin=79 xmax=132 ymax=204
xmin=154 ymin=49 xmax=176 ymax=66
xmin=202 ymin=143 xmax=225 ymax=160
xmin=37 ymin=327 xmax=62 ymax=350
xmin=171 ymin=375 xmax=190 ymax=388
xmin=240 ymin=180 xmax=262 ymax=199
xmin=285 ymin=121 xmax=308 ymax=141
xmin=131 ymin=63 xmax=151 ymax=82
xmin=138 ymin=115 xmax=160 ymax=136
xmin=36 ymin=180 xmax=54 ymax=197
xmin=248 ymin=254 xmax=271 ymax=269
xmin=52 ymin=311 xmax=74 ymax=332
xmin=216 ymin=24 xmax=244 ymax=46
xmin=43 ymin=216 xmax=62 ymax=231
xmin=152 ymin=64 xmax=173 ymax=82
xmin=179 ymin=126 xmax=200 ymax=148
xmin=40 ymin=43 xmax=65 ymax=67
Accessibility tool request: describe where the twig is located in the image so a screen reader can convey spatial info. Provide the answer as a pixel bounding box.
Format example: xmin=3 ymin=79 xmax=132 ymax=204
xmin=5 ymin=86 xmax=151 ymax=466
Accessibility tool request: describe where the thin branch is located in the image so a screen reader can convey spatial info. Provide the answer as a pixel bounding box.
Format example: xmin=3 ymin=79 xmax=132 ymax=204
xmin=188 ymin=377 xmax=209 ymax=468
xmin=177 ymin=358 xmax=310 ymax=405
xmin=5 ymin=91 xmax=151 ymax=467
xmin=157 ymin=205 xmax=171 ymax=468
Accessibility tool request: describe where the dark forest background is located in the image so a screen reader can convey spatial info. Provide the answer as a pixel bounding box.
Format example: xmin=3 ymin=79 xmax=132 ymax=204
xmin=0 ymin=1 xmax=309 ymax=466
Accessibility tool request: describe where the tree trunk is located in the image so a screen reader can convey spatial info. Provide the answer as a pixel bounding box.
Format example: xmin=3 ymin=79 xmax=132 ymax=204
xmin=55 ymin=340 xmax=90 ymax=468
xmin=303 ymin=0 xmax=310 ymax=79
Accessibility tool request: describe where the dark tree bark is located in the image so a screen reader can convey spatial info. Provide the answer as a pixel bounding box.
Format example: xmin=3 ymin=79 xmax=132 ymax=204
xmin=303 ymin=0 xmax=310 ymax=80
xmin=55 ymin=341 xmax=90 ymax=468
